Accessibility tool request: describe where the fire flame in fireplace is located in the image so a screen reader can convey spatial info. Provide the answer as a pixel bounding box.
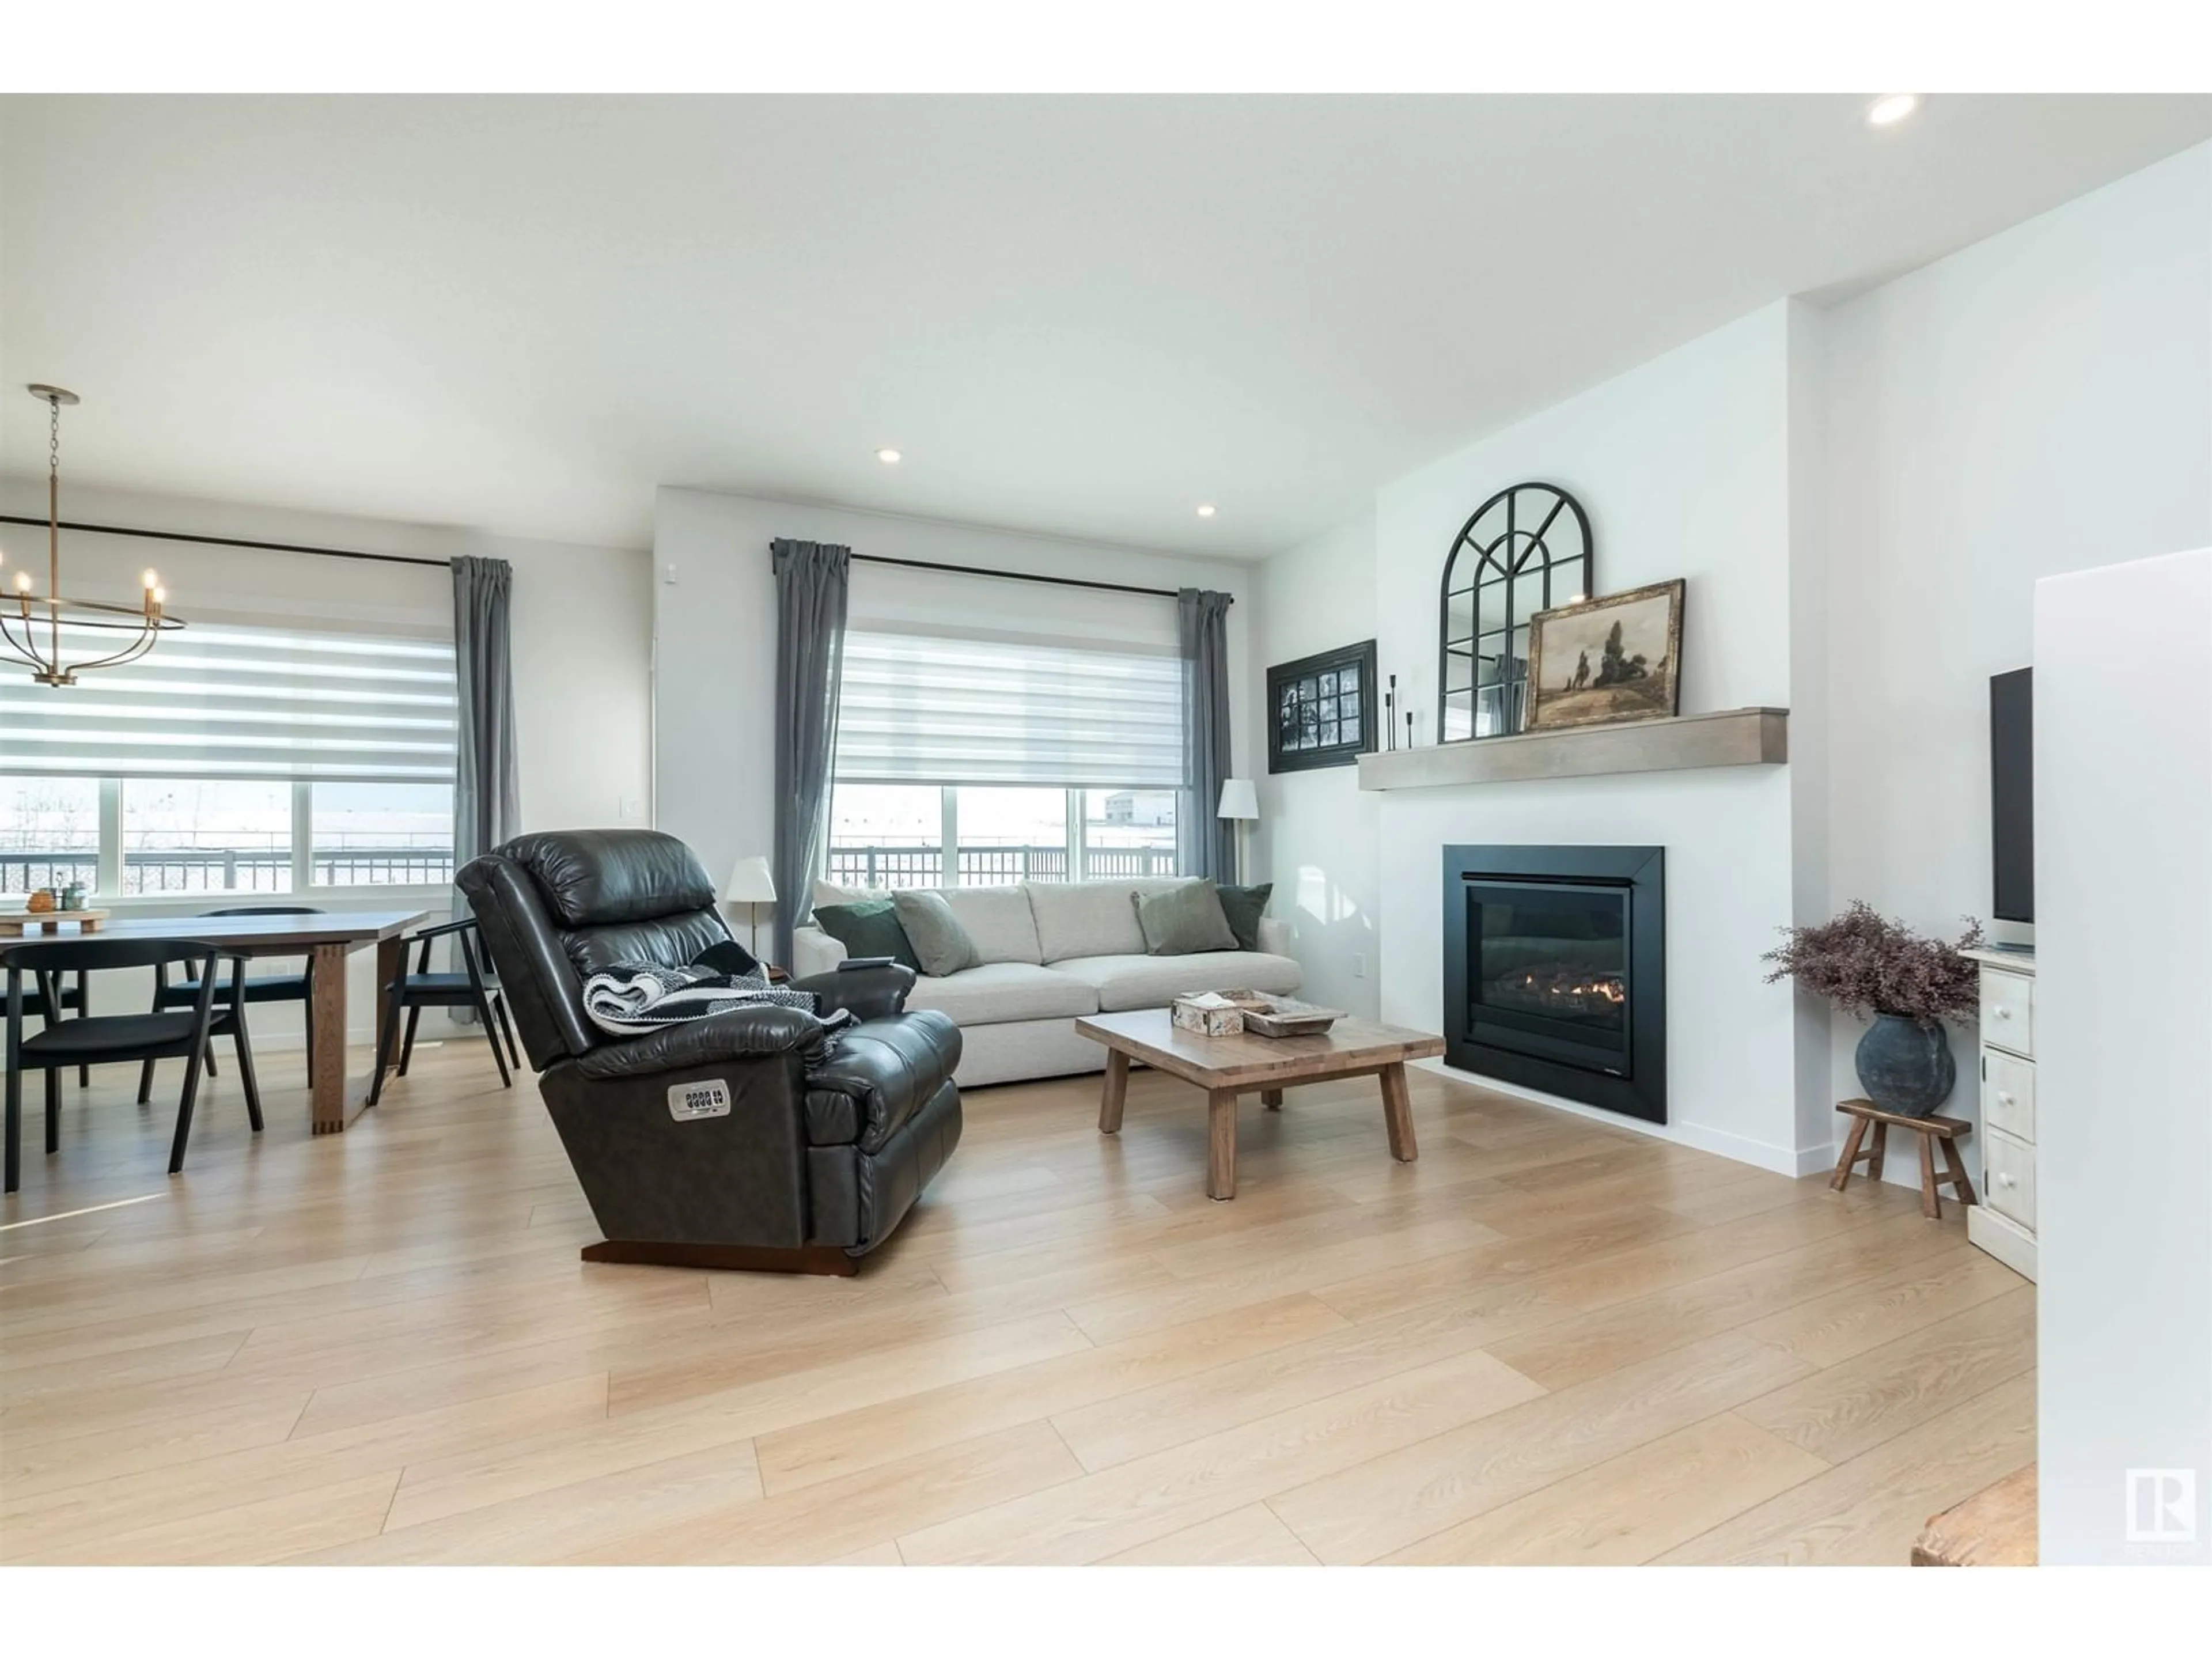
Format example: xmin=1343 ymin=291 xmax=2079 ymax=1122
xmin=1485 ymin=962 xmax=1628 ymax=1020
xmin=1518 ymin=969 xmax=1626 ymax=1003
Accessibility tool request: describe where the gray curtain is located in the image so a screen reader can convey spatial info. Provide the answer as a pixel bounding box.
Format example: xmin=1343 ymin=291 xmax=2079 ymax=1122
xmin=771 ymin=538 xmax=851 ymax=965
xmin=452 ymin=554 xmax=520 ymax=887
xmin=451 ymin=556 xmax=520 ymax=1021
xmin=1177 ymin=588 xmax=1236 ymax=881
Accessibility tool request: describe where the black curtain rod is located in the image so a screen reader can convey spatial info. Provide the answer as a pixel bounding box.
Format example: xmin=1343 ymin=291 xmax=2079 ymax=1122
xmin=0 ymin=515 xmax=450 ymax=570
xmin=849 ymin=551 xmax=1199 ymax=602
xmin=1 ymin=516 xmax=1224 ymax=599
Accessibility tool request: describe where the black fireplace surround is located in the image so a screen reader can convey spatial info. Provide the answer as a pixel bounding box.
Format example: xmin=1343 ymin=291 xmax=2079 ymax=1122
xmin=1442 ymin=844 xmax=1666 ymax=1124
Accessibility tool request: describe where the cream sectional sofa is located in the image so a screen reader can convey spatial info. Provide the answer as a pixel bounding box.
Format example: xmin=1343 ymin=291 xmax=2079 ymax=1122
xmin=791 ymin=877 xmax=1302 ymax=1087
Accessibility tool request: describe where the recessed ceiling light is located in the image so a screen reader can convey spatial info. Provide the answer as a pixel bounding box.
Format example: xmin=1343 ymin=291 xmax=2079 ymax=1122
xmin=876 ymin=447 xmax=902 ymax=464
xmin=1196 ymin=503 xmax=1217 ymax=518
xmin=1866 ymin=93 xmax=1921 ymax=128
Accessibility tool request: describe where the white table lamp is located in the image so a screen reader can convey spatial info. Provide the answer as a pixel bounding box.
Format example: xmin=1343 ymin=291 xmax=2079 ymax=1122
xmin=1216 ymin=779 xmax=1258 ymax=884
xmin=724 ymin=854 xmax=778 ymax=962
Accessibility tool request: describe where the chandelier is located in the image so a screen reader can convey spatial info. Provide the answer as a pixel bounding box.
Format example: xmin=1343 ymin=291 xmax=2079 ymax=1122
xmin=1 ymin=384 xmax=185 ymax=685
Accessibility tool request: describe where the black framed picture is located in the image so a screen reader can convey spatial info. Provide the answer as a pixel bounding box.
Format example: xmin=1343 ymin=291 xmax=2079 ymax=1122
xmin=1267 ymin=639 xmax=1377 ymax=773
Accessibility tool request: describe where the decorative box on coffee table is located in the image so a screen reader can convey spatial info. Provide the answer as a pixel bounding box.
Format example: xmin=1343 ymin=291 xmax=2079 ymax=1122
xmin=1170 ymin=990 xmax=1342 ymax=1039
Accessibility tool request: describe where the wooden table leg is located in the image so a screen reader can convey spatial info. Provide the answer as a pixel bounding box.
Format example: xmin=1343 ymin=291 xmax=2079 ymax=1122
xmin=1379 ymin=1063 xmax=1418 ymax=1162
xmin=1830 ymin=1115 xmax=1869 ymax=1192
xmin=1916 ymin=1132 xmax=1941 ymax=1220
xmin=1098 ymin=1050 xmax=1129 ymax=1135
xmin=1867 ymin=1120 xmax=1888 ymax=1182
xmin=1206 ymin=1087 xmax=1238 ymax=1200
xmin=1261 ymin=1088 xmax=1283 ymax=1109
xmin=308 ymin=942 xmax=351 ymax=1134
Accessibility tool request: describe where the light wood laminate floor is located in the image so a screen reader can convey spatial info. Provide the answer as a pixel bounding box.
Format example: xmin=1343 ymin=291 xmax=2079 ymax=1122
xmin=0 ymin=1040 xmax=2034 ymax=1565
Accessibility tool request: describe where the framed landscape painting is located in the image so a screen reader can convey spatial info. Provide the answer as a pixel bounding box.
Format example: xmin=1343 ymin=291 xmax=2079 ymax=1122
xmin=1525 ymin=580 xmax=1685 ymax=732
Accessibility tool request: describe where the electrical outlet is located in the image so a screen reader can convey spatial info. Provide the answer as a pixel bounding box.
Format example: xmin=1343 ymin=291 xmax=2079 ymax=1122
xmin=617 ymin=794 xmax=644 ymax=823
xmin=1351 ymin=953 xmax=1368 ymax=979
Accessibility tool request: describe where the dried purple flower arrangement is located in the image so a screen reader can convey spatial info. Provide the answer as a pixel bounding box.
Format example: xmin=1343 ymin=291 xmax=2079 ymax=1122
xmin=1762 ymin=900 xmax=1984 ymax=1027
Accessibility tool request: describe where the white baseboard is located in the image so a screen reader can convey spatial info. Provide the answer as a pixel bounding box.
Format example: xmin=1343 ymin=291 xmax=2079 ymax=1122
xmin=1412 ymin=1056 xmax=1828 ymax=1179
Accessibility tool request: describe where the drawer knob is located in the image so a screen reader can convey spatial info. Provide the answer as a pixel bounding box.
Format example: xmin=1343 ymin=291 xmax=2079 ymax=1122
xmin=1993 ymin=1006 xmax=2012 ymax=1019
xmin=1998 ymin=1092 xmax=2015 ymax=1107
xmin=1998 ymin=1173 xmax=2017 ymax=1188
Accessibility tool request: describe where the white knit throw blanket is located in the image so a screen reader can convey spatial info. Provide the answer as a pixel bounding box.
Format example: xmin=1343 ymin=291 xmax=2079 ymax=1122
xmin=582 ymin=963 xmax=850 ymax=1038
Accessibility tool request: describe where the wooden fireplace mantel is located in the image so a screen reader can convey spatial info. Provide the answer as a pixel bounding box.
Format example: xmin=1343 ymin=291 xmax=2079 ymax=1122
xmin=1357 ymin=707 xmax=1787 ymax=791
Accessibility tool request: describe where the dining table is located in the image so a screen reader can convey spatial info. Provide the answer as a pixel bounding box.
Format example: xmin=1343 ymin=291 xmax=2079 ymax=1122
xmin=82 ymin=908 xmax=429 ymax=1134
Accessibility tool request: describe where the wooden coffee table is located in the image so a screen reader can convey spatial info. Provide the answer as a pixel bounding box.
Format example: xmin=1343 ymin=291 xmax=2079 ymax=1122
xmin=1076 ymin=1008 xmax=1445 ymax=1200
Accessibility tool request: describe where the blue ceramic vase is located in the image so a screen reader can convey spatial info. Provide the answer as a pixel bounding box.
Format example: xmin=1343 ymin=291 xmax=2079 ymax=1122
xmin=1854 ymin=1012 xmax=1956 ymax=1118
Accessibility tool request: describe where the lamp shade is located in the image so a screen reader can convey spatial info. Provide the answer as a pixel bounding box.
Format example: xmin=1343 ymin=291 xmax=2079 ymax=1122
xmin=724 ymin=854 xmax=778 ymax=904
xmin=1216 ymin=779 xmax=1259 ymax=821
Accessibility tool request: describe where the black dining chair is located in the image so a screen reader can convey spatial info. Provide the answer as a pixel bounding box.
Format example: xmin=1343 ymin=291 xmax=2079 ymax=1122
xmin=3 ymin=936 xmax=263 ymax=1192
xmin=17 ymin=971 xmax=93 ymax=1088
xmin=368 ymin=916 xmax=521 ymax=1102
xmin=142 ymin=906 xmax=323 ymax=1103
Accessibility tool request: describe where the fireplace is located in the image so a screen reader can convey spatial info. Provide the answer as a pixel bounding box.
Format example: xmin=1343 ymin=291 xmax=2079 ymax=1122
xmin=1442 ymin=845 xmax=1666 ymax=1123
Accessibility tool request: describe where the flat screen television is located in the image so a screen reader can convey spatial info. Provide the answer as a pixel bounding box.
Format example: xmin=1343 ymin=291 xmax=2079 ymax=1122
xmin=1991 ymin=667 xmax=2033 ymax=923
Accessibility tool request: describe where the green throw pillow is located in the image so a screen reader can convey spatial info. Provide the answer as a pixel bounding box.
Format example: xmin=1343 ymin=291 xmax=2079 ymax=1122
xmin=892 ymin=889 xmax=980 ymax=978
xmin=811 ymin=899 xmax=921 ymax=972
xmin=1133 ymin=880 xmax=1240 ymax=957
xmin=1216 ymin=882 xmax=1274 ymax=952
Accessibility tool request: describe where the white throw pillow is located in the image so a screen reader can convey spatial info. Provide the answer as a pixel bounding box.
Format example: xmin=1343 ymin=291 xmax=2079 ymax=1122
xmin=812 ymin=877 xmax=879 ymax=912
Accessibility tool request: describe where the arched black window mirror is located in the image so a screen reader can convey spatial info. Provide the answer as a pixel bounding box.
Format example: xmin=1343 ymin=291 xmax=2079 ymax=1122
xmin=1440 ymin=482 xmax=1593 ymax=740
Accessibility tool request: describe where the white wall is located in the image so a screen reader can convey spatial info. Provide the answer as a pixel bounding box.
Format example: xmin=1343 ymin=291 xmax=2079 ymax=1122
xmin=0 ymin=479 xmax=653 ymax=1040
xmin=1243 ymin=142 xmax=2212 ymax=1186
xmin=1253 ymin=515 xmax=1382 ymax=1020
xmin=2036 ymin=548 xmax=2212 ymax=1563
xmin=652 ymin=487 xmax=1259 ymax=935
xmin=1820 ymin=142 xmax=2212 ymax=1173
xmin=1372 ymin=304 xmax=1819 ymax=1174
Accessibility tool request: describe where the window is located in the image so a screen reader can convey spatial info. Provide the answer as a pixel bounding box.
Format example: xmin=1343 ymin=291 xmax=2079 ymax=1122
xmin=123 ymin=779 xmax=293 ymax=894
xmin=0 ymin=613 xmax=458 ymax=897
xmin=1080 ymin=787 xmax=1176 ymax=878
xmin=826 ymin=784 xmax=1176 ymax=889
xmin=0 ymin=776 xmax=99 ymax=896
xmin=835 ymin=630 xmax=1184 ymax=789
xmin=825 ymin=783 xmax=944 ymax=888
xmin=827 ymin=619 xmax=1187 ymax=889
xmin=310 ymin=781 xmax=456 ymax=887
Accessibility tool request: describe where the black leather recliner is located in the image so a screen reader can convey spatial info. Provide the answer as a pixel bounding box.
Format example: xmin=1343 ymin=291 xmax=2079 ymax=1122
xmin=456 ymin=828 xmax=963 ymax=1275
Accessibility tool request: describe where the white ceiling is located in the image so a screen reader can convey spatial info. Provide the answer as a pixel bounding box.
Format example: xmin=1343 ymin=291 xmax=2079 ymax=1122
xmin=4 ymin=94 xmax=2210 ymax=559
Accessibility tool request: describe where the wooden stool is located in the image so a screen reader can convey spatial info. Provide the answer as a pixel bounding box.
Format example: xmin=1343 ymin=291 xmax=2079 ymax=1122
xmin=1831 ymin=1099 xmax=1976 ymax=1221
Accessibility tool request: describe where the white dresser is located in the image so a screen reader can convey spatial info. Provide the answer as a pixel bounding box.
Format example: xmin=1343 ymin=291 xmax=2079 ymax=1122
xmin=1964 ymin=946 xmax=2036 ymax=1282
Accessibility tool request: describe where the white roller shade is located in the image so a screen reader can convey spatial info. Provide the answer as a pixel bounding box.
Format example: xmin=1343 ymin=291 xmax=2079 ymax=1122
xmin=836 ymin=628 xmax=1184 ymax=789
xmin=0 ymin=617 xmax=458 ymax=782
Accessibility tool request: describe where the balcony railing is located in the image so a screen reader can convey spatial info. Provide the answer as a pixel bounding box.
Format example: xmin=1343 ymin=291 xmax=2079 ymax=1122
xmin=825 ymin=843 xmax=1179 ymax=888
xmin=0 ymin=847 xmax=456 ymax=895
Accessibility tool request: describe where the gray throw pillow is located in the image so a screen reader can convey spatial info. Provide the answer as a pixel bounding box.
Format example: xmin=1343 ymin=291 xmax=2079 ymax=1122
xmin=1133 ymin=879 xmax=1240 ymax=957
xmin=1216 ymin=882 xmax=1274 ymax=952
xmin=892 ymin=889 xmax=980 ymax=978
xmin=810 ymin=899 xmax=921 ymax=972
